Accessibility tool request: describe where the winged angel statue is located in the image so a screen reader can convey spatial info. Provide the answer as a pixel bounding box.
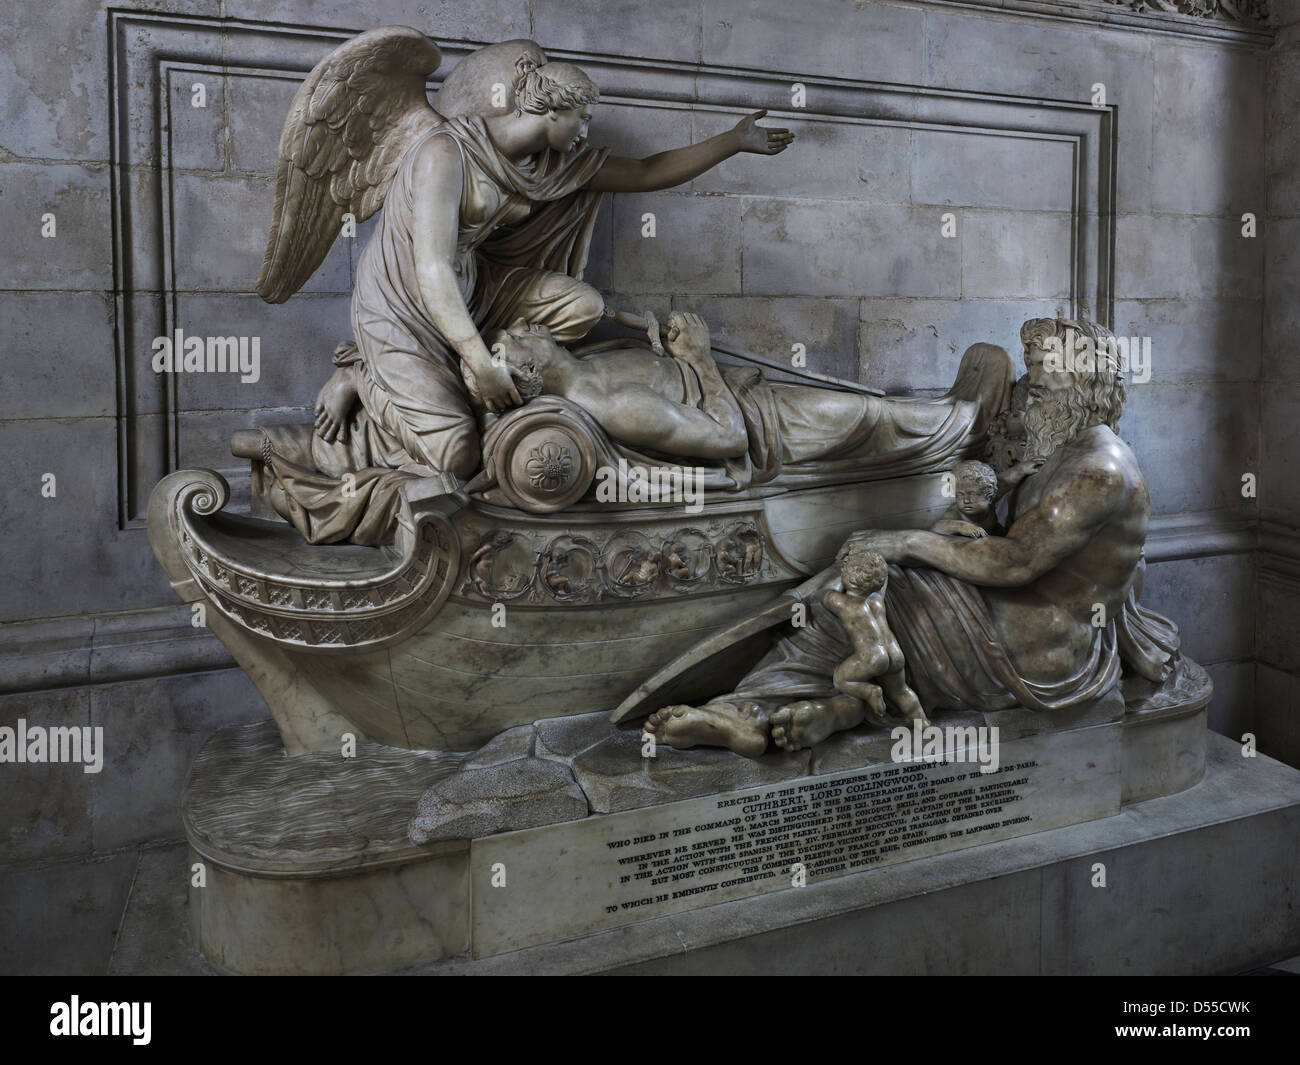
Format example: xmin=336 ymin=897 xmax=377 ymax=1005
xmin=237 ymin=26 xmax=792 ymax=544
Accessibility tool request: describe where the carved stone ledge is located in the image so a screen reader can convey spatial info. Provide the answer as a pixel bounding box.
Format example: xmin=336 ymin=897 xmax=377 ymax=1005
xmin=919 ymin=0 xmax=1275 ymax=42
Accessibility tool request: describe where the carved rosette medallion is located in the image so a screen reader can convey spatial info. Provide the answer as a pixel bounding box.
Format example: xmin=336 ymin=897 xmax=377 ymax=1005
xmin=490 ymin=414 xmax=597 ymax=513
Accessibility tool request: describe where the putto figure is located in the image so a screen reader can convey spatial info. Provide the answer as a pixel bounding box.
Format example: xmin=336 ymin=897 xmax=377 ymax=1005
xmin=930 ymin=458 xmax=1002 ymax=539
xmin=775 ymin=546 xmax=929 ymax=750
xmin=242 ymin=27 xmax=792 ymax=543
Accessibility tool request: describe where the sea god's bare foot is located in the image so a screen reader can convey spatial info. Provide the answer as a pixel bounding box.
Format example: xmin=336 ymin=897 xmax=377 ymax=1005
xmin=771 ymin=695 xmax=867 ymax=750
xmin=643 ymin=701 xmax=768 ymax=759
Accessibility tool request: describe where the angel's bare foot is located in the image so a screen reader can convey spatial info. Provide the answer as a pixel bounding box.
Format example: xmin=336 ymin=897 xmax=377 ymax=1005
xmin=770 ymin=694 xmax=866 ymax=750
xmin=314 ymin=365 xmax=358 ymax=443
xmin=643 ymin=701 xmax=768 ymax=758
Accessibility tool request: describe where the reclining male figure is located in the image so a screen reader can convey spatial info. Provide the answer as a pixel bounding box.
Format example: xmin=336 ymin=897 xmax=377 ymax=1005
xmin=487 ymin=311 xmax=1008 ymax=473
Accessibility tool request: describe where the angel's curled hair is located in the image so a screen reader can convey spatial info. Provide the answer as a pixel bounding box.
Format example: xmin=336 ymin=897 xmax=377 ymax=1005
xmin=512 ymin=56 xmax=598 ymax=116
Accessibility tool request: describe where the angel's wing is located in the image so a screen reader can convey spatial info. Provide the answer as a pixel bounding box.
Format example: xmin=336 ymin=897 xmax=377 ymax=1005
xmin=256 ymin=26 xmax=445 ymax=303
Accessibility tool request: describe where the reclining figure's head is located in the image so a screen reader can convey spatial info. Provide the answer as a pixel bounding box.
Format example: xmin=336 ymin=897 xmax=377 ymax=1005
xmin=486 ymin=319 xmax=566 ymax=400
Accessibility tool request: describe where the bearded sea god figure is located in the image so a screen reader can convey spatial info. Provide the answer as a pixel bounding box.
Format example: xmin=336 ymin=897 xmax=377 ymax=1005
xmin=236 ymin=27 xmax=792 ymax=544
xmin=629 ymin=317 xmax=1181 ymax=756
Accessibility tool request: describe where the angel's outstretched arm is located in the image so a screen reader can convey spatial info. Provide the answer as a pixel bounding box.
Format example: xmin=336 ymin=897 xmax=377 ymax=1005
xmin=587 ymin=110 xmax=794 ymax=193
xmin=409 ymin=136 xmax=521 ymax=413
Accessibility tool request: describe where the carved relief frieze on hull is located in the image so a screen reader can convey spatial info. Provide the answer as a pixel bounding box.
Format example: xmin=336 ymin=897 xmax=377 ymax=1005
xmin=453 ymin=505 xmax=806 ymax=607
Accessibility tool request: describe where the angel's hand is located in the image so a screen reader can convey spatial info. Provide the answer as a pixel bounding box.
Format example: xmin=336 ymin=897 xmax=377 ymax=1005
xmin=731 ymin=110 xmax=795 ymax=156
xmin=464 ymin=358 xmax=522 ymax=415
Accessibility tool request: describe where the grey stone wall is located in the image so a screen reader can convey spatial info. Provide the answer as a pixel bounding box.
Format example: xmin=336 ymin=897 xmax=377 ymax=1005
xmin=0 ymin=0 xmax=1283 ymax=972
xmin=1258 ymin=6 xmax=1300 ymax=767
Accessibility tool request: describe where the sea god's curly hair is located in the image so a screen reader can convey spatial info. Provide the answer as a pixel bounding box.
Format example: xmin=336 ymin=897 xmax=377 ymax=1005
xmin=841 ymin=546 xmax=888 ymax=595
xmin=513 ymin=56 xmax=599 ymax=116
xmin=1019 ymin=316 xmax=1126 ymax=432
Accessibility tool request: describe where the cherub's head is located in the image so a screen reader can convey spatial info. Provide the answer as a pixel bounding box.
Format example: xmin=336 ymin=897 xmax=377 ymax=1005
xmin=953 ymin=459 xmax=998 ymax=521
xmin=486 ymin=319 xmax=568 ymax=400
xmin=840 ymin=546 xmax=888 ymax=596
xmin=513 ymin=56 xmax=598 ymax=152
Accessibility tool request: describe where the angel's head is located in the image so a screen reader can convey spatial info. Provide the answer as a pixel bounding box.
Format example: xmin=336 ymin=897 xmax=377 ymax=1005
xmin=513 ymin=56 xmax=598 ymax=152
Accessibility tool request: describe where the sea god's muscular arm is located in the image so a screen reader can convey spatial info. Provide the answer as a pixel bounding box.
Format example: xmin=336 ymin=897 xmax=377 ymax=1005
xmin=409 ymin=137 xmax=519 ymax=410
xmin=848 ymin=463 xmax=1124 ymax=588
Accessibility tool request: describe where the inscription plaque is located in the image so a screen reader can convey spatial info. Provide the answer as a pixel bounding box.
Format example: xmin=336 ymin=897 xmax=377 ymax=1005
xmin=471 ymin=724 xmax=1121 ymax=957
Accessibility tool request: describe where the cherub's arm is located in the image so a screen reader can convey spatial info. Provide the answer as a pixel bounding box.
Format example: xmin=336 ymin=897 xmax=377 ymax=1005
xmin=823 ymin=589 xmax=853 ymax=621
xmin=587 ymin=111 xmax=792 ymax=193
xmin=931 ymin=518 xmax=988 ymax=539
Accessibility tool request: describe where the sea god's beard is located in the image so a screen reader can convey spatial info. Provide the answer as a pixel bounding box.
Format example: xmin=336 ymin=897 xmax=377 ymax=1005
xmin=1022 ymin=388 xmax=1091 ymax=463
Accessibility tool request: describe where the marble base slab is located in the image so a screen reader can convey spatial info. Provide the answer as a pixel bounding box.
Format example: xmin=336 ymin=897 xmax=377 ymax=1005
xmin=403 ymin=734 xmax=1300 ymax=976
xmin=183 ymin=660 xmax=1211 ymax=974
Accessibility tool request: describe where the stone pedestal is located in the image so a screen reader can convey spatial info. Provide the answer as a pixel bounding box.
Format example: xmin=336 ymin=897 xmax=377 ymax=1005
xmin=433 ymin=735 xmax=1300 ymax=976
xmin=174 ymin=659 xmax=1285 ymax=976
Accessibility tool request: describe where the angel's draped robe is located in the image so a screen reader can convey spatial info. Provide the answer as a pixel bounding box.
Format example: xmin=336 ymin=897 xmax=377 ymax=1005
xmin=348 ymin=114 xmax=609 ymax=476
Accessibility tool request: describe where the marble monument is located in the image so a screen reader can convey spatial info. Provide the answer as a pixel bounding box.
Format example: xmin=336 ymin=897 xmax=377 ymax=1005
xmin=145 ymin=26 xmax=1211 ymax=973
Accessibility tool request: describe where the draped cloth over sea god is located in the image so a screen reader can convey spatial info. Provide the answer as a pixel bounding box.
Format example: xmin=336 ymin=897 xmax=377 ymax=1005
xmin=259 ymin=114 xmax=609 ymax=544
xmin=704 ymin=560 xmax=1179 ymax=716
